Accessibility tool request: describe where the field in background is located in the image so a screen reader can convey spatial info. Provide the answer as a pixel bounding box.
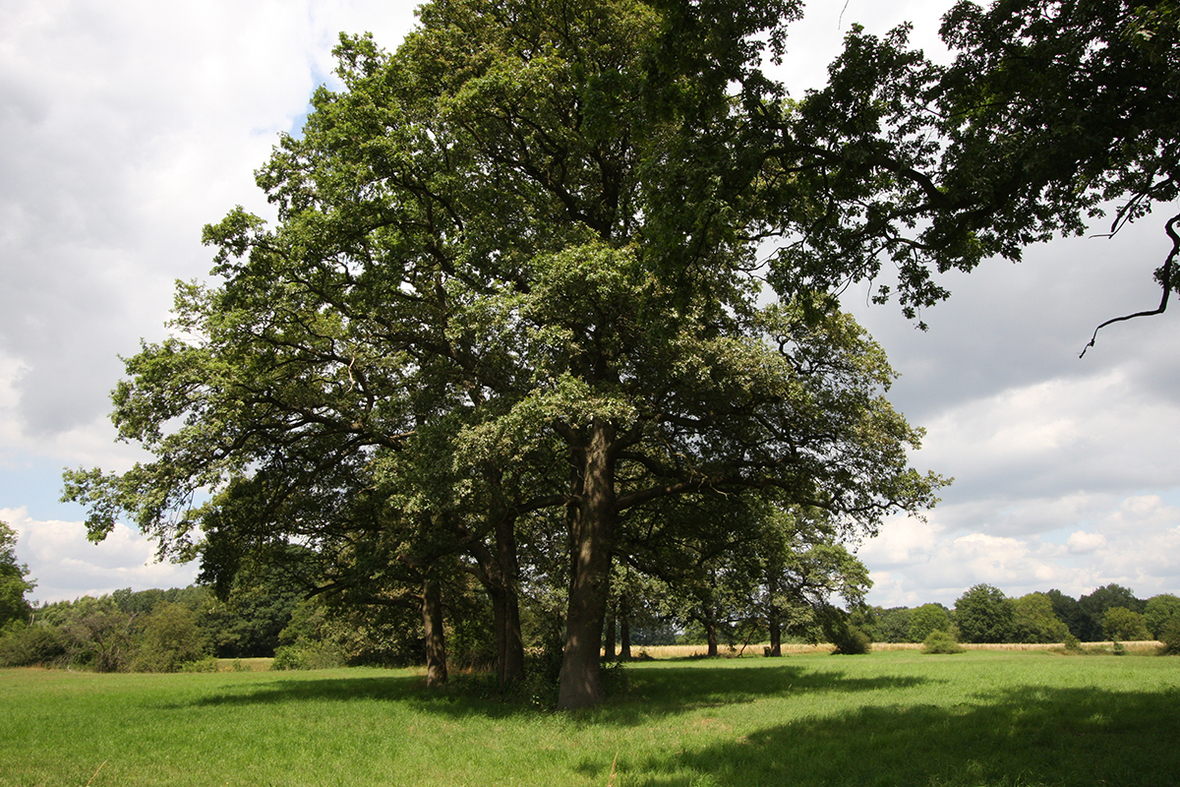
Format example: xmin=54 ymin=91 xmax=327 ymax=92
xmin=626 ymin=640 xmax=1164 ymax=658
xmin=4 ymin=649 xmax=1178 ymax=786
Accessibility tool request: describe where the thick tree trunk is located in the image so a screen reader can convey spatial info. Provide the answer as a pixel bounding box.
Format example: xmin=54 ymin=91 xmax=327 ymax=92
xmin=422 ymin=575 xmax=448 ymax=687
xmin=767 ymin=615 xmax=782 ymax=657
xmin=706 ymin=618 xmax=719 ymax=657
xmin=494 ymin=510 xmax=526 ymax=685
xmin=557 ymin=419 xmax=616 ymax=710
xmin=767 ymin=570 xmax=783 ymax=657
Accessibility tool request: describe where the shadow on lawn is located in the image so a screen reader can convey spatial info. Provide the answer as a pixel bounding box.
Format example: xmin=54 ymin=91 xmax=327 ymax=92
xmin=618 ymin=683 xmax=1180 ymax=787
xmin=165 ymin=672 xmax=425 ymax=709
xmin=169 ymin=661 xmax=933 ymax=724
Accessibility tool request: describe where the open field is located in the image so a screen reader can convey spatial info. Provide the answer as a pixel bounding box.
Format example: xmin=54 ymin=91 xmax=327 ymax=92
xmin=3 ymin=649 xmax=1178 ymax=786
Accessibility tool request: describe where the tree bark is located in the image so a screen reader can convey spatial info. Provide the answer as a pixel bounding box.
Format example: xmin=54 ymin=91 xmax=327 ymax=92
xmin=422 ymin=574 xmax=448 ymax=687
xmin=494 ymin=509 xmax=526 ymax=685
xmin=603 ymin=611 xmax=616 ymax=661
xmin=706 ymin=616 xmax=719 ymax=658
xmin=619 ymin=591 xmax=632 ymax=661
xmin=767 ymin=615 xmax=782 ymax=657
xmin=557 ymin=419 xmax=616 ymax=710
xmin=767 ymin=570 xmax=783 ymax=657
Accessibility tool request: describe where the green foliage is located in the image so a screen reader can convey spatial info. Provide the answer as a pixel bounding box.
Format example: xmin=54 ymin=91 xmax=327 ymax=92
xmin=1159 ymin=619 xmax=1180 ymax=655
xmin=63 ymin=0 xmax=957 ymax=708
xmin=1145 ymin=594 xmax=1180 ymax=639
xmin=871 ymin=606 xmax=914 ymax=643
xmin=821 ymin=608 xmax=872 ymax=655
xmin=0 ymin=520 xmax=34 ymax=629
xmin=1011 ymin=592 xmax=1069 ymax=643
xmin=129 ymin=602 xmax=210 ymax=672
xmin=0 ymin=623 xmax=68 ymax=667
xmin=1102 ymin=606 xmax=1152 ymax=642
xmin=271 ymin=642 xmax=349 ymax=670
xmin=1078 ymin=584 xmax=1144 ymax=641
xmin=907 ymin=603 xmax=952 ymax=642
xmin=954 ymin=584 xmax=1014 ymax=644
xmin=921 ymin=630 xmax=965 ymax=655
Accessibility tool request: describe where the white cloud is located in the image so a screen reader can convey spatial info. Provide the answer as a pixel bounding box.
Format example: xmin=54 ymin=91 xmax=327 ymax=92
xmin=1067 ymin=530 xmax=1106 ymax=555
xmin=2 ymin=506 xmax=198 ymax=604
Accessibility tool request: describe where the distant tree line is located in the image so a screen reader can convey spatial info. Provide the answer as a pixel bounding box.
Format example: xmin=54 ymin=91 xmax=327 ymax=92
xmin=853 ymin=583 xmax=1180 ymax=648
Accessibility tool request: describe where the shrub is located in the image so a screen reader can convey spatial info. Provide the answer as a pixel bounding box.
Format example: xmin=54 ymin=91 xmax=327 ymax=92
xmin=829 ymin=624 xmax=872 ymax=655
xmin=0 ymin=623 xmax=68 ymax=667
xmin=130 ymin=602 xmax=210 ymax=672
xmin=1158 ymin=619 xmax=1180 ymax=655
xmin=181 ymin=656 xmax=219 ymax=673
xmin=922 ymin=630 xmax=965 ymax=654
xmin=1063 ymin=633 xmax=1083 ymax=651
xmin=270 ymin=642 xmax=348 ymax=670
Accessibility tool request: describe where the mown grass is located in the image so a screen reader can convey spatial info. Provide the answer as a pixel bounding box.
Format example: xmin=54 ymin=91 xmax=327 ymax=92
xmin=2 ymin=650 xmax=1177 ymax=786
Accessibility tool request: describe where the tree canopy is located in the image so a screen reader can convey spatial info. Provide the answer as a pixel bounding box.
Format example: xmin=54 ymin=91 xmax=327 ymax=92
xmin=61 ymin=0 xmax=1180 ymax=706
xmin=63 ymin=0 xmax=1180 ymax=706
xmin=0 ymin=521 xmax=34 ymax=630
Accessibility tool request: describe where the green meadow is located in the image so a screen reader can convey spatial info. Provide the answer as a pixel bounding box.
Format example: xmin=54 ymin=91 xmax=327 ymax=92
xmin=2 ymin=650 xmax=1177 ymax=787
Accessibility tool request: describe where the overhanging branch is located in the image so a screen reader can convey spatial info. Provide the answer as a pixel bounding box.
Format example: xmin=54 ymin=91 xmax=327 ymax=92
xmin=1080 ymin=212 xmax=1180 ymax=358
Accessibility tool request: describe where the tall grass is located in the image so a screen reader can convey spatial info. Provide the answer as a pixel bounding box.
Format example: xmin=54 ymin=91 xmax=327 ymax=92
xmin=2 ymin=649 xmax=1178 ymax=786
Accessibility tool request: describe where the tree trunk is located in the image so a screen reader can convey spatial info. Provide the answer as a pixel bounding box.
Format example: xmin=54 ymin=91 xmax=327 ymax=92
xmin=461 ymin=505 xmax=526 ymax=686
xmin=767 ymin=615 xmax=782 ymax=657
xmin=494 ymin=509 xmax=526 ymax=685
xmin=619 ymin=591 xmax=632 ymax=660
xmin=557 ymin=419 xmax=616 ymax=710
xmin=767 ymin=570 xmax=783 ymax=657
xmin=422 ymin=575 xmax=448 ymax=687
xmin=706 ymin=617 xmax=719 ymax=658
xmin=603 ymin=611 xmax=616 ymax=661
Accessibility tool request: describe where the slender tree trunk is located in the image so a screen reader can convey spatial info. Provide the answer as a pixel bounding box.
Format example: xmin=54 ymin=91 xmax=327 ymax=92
xmin=603 ymin=611 xmax=616 ymax=661
xmin=422 ymin=575 xmax=448 ymax=687
xmin=462 ymin=505 xmax=526 ymax=686
xmin=619 ymin=591 xmax=632 ymax=660
xmin=557 ymin=419 xmax=616 ymax=710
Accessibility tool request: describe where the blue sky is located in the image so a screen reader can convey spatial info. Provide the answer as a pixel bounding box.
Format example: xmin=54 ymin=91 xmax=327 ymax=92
xmin=2 ymin=0 xmax=1178 ymax=607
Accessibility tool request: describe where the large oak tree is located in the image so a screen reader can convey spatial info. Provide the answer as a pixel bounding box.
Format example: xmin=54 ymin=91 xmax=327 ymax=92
xmin=65 ymin=0 xmax=947 ymax=709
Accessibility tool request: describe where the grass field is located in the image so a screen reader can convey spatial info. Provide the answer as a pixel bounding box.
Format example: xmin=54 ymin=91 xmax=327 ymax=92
xmin=2 ymin=649 xmax=1177 ymax=786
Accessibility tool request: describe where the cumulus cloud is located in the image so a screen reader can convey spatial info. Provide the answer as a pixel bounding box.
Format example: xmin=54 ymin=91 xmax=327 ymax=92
xmin=2 ymin=507 xmax=198 ymax=603
xmin=1067 ymin=530 xmax=1107 ymax=555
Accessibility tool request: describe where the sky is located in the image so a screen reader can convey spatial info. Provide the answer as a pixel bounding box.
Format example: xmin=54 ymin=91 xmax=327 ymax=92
xmin=1 ymin=0 xmax=1177 ymax=609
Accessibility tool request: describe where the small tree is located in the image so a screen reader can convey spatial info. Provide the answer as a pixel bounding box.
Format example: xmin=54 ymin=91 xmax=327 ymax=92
xmin=922 ymin=629 xmax=964 ymax=655
xmin=131 ymin=602 xmax=210 ymax=672
xmin=1101 ymin=606 xmax=1152 ymax=642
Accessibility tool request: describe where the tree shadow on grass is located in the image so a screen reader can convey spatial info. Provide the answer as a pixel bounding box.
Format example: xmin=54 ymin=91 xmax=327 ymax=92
xmin=164 ymin=661 xmax=934 ymax=725
xmin=619 ymin=684 xmax=1180 ymax=787
xmin=600 ymin=663 xmax=934 ymax=723
xmin=160 ymin=672 xmax=425 ymax=710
